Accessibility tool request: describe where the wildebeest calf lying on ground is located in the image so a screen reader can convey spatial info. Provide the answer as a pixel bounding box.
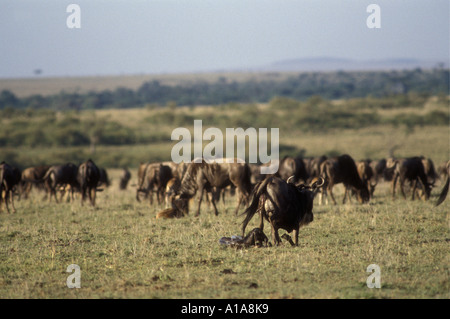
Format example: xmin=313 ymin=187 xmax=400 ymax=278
xmin=219 ymin=228 xmax=270 ymax=248
xmin=241 ymin=175 xmax=324 ymax=246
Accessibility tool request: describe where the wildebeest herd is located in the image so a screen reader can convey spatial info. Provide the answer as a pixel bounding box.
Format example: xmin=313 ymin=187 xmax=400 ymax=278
xmin=1 ymin=154 xmax=448 ymax=247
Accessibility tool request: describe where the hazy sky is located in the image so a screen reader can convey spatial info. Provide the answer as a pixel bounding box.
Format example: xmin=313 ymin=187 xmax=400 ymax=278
xmin=0 ymin=0 xmax=448 ymax=78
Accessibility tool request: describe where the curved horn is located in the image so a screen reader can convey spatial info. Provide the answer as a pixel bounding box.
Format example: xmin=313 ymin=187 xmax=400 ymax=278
xmin=287 ymin=175 xmax=296 ymax=184
xmin=311 ymin=177 xmax=325 ymax=189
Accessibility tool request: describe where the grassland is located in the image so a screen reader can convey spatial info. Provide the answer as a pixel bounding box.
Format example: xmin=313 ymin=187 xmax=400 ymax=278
xmin=0 ymin=87 xmax=449 ymax=299
xmin=0 ymin=164 xmax=449 ymax=299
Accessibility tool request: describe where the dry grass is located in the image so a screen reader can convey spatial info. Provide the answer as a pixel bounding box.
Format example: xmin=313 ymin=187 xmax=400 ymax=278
xmin=0 ymin=168 xmax=449 ymax=299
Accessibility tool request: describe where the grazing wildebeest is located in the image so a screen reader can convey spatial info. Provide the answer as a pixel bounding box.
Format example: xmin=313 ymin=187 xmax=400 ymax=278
xmin=136 ymin=162 xmax=176 ymax=204
xmin=436 ymin=160 xmax=449 ymax=206
xmin=173 ymin=158 xmax=252 ymax=217
xmin=356 ymin=160 xmax=375 ymax=197
xmin=303 ymin=155 xmax=328 ymax=203
xmin=276 ymin=156 xmax=309 ymax=184
xmin=387 ymin=157 xmax=431 ymax=200
xmin=164 ymin=177 xmax=181 ymax=208
xmin=20 ymin=165 xmax=50 ymax=199
xmin=304 ymin=155 xmax=328 ymax=182
xmin=368 ymin=159 xmax=387 ymax=196
xmin=119 ymin=167 xmax=131 ymax=190
xmin=146 ymin=163 xmax=173 ymax=205
xmin=437 ymin=161 xmax=449 ymax=180
xmin=98 ymin=168 xmax=111 ymax=188
xmin=0 ymin=162 xmax=21 ymax=213
xmin=43 ymin=163 xmax=79 ymax=203
xmin=420 ymin=157 xmax=438 ymax=186
xmin=241 ymin=175 xmax=324 ymax=246
xmin=320 ymin=154 xmax=370 ymax=205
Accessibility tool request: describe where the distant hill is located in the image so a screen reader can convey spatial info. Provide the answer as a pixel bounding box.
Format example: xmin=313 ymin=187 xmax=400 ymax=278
xmin=256 ymin=57 xmax=448 ymax=72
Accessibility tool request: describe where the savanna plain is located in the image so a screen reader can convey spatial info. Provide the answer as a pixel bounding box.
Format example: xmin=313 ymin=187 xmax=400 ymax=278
xmin=0 ymin=75 xmax=449 ymax=299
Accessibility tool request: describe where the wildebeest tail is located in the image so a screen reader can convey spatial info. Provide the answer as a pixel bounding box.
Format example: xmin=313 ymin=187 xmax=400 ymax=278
xmin=435 ymin=176 xmax=449 ymax=206
xmin=241 ymin=176 xmax=271 ymax=227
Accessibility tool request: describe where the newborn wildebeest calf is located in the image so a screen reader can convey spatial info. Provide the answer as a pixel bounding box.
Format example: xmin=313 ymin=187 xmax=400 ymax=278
xmin=241 ymin=175 xmax=324 ymax=246
xmin=219 ymin=228 xmax=270 ymax=248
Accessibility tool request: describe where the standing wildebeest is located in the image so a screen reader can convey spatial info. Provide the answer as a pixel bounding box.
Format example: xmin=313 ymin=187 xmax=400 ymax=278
xmin=276 ymin=156 xmax=309 ymax=184
xmin=173 ymin=158 xmax=252 ymax=217
xmin=436 ymin=160 xmax=449 ymax=206
xmin=241 ymin=175 xmax=324 ymax=246
xmin=19 ymin=165 xmax=50 ymax=199
xmin=43 ymin=163 xmax=79 ymax=203
xmin=387 ymin=157 xmax=432 ymax=200
xmin=0 ymin=162 xmax=21 ymax=213
xmin=77 ymin=159 xmax=101 ymax=206
xmin=320 ymin=154 xmax=370 ymax=205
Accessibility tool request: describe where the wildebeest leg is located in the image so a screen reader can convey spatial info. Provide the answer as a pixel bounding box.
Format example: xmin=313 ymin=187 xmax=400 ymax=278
xmin=399 ymin=177 xmax=407 ymax=199
xmin=328 ymin=185 xmax=337 ymax=205
xmin=270 ymin=224 xmax=282 ymax=246
xmin=8 ymin=188 xmax=16 ymax=213
xmin=196 ymin=186 xmax=204 ymax=217
xmin=234 ymin=193 xmax=244 ymax=216
xmin=343 ymin=186 xmax=349 ymax=204
xmin=391 ymin=175 xmax=398 ymax=199
xmin=210 ymin=191 xmax=219 ymax=216
xmin=52 ymin=187 xmax=59 ymax=203
xmin=411 ymin=179 xmax=418 ymax=200
xmin=259 ymin=210 xmax=265 ymax=232
xmin=89 ymin=187 xmax=96 ymax=206
xmin=293 ymin=228 xmax=299 ymax=246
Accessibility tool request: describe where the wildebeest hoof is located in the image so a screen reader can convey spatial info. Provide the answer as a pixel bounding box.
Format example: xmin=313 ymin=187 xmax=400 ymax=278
xmin=281 ymin=234 xmax=295 ymax=246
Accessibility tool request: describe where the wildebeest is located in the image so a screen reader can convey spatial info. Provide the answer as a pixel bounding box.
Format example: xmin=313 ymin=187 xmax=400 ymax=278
xmin=19 ymin=165 xmax=50 ymax=199
xmin=304 ymin=155 xmax=328 ymax=182
xmin=386 ymin=157 xmax=432 ymax=200
xmin=241 ymin=175 xmax=324 ymax=246
xmin=119 ymin=167 xmax=131 ymax=190
xmin=320 ymin=154 xmax=370 ymax=205
xmin=173 ymin=158 xmax=252 ymax=217
xmin=368 ymin=159 xmax=388 ymax=196
xmin=136 ymin=162 xmax=176 ymax=204
xmin=435 ymin=160 xmax=449 ymax=206
xmin=77 ymin=159 xmax=101 ymax=206
xmin=219 ymin=228 xmax=270 ymax=248
xmin=276 ymin=156 xmax=309 ymax=184
xmin=43 ymin=163 xmax=79 ymax=203
xmin=0 ymin=162 xmax=21 ymax=213
xmin=98 ymin=168 xmax=111 ymax=188
xmin=356 ymin=160 xmax=375 ymax=197
xmin=164 ymin=177 xmax=181 ymax=208
xmin=420 ymin=157 xmax=438 ymax=186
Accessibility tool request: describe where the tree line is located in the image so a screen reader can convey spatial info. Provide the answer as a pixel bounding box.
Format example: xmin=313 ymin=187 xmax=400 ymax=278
xmin=1 ymin=68 xmax=448 ymax=111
